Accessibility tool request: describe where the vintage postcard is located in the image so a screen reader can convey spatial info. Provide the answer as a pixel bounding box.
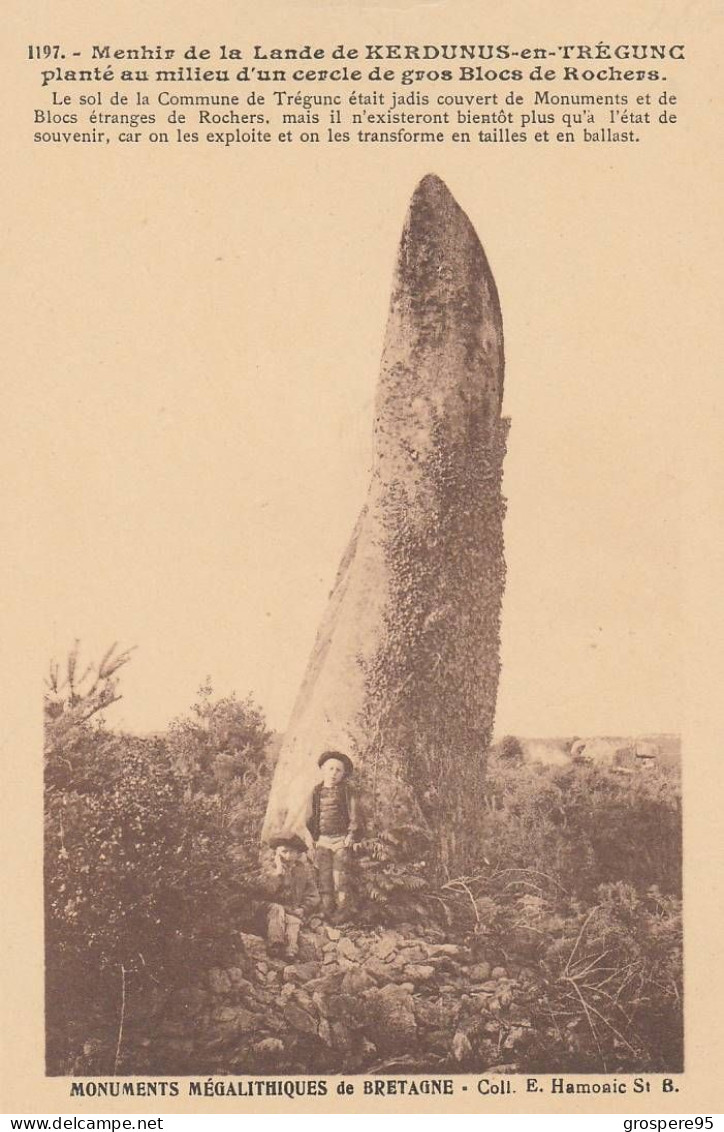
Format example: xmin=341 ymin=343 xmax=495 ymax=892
xmin=2 ymin=0 xmax=722 ymax=1116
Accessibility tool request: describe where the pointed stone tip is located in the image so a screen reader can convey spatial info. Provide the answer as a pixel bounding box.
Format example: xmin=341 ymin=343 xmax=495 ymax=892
xmin=409 ymin=173 xmax=462 ymax=215
xmin=413 ymin=172 xmax=450 ymax=198
xmin=397 ymin=174 xmax=499 ymax=310
xmin=385 ymin=172 xmax=504 ymax=408
xmin=403 ymin=173 xmax=481 ymax=256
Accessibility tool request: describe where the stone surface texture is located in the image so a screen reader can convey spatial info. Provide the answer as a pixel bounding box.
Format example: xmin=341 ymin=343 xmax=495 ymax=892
xmin=262 ymin=175 xmax=508 ymax=859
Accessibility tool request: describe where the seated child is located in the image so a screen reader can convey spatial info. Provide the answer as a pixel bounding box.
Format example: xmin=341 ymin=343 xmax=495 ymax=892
xmin=305 ymin=750 xmax=360 ymax=922
xmin=258 ymin=834 xmax=319 ymax=959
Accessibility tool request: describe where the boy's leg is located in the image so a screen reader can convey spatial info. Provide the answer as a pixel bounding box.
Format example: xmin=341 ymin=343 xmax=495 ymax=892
xmin=332 ymin=847 xmax=352 ymax=918
xmin=315 ymin=846 xmax=335 ymax=916
xmin=285 ymin=913 xmax=302 ymax=958
xmin=266 ymin=903 xmax=286 ymax=952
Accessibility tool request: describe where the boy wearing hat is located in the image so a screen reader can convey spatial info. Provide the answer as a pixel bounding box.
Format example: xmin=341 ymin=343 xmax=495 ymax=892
xmin=259 ymin=834 xmax=319 ymax=959
xmin=306 ymin=750 xmax=360 ymax=922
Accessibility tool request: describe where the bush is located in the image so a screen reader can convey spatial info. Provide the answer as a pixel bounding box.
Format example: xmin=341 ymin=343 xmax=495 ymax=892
xmin=167 ymin=680 xmax=271 ymax=794
xmin=435 ymin=755 xmax=683 ymax=1071
xmin=480 ymin=757 xmax=681 ymax=899
xmin=44 ymin=653 xmax=270 ymax=1075
xmin=352 ymin=825 xmax=440 ymax=927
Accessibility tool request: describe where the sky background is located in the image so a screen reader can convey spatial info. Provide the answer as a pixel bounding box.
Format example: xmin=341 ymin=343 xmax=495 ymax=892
xmin=10 ymin=151 xmax=684 ymax=740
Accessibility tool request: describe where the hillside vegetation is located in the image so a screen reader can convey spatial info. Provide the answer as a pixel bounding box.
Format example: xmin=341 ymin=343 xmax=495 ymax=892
xmin=45 ymin=648 xmax=682 ymax=1076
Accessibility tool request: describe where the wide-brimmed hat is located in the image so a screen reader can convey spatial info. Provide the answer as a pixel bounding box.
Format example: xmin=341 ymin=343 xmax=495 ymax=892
xmin=318 ymin=750 xmax=354 ymax=776
xmin=268 ymin=834 xmax=307 ymax=852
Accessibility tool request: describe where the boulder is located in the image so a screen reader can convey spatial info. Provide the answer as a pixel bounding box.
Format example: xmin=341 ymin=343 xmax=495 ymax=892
xmin=283 ymin=1002 xmax=318 ymax=1037
xmin=403 ymin=964 xmax=435 ymax=982
xmin=211 ymin=1006 xmax=259 ymax=1034
xmin=253 ymin=1037 xmax=284 ymax=1056
xmin=238 ymin=933 xmax=268 ymax=961
xmin=363 ymin=985 xmax=417 ymax=1056
xmin=298 ymin=931 xmax=325 ymax=962
xmin=282 ymin=961 xmax=321 ymax=984
xmin=374 ymin=933 xmax=400 ymax=960
xmin=452 ymin=1030 xmax=473 ymax=1062
xmin=337 ymin=937 xmax=360 ymax=962
xmin=341 ymin=968 xmax=377 ymax=996
xmin=207 ymin=968 xmax=231 ymax=995
xmin=363 ymin=957 xmax=398 ymax=984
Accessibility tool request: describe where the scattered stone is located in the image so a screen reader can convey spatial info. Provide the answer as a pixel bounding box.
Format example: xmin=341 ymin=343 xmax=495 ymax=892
xmin=312 ymin=991 xmax=328 ymax=1018
xmin=452 ymin=1030 xmax=473 ymax=1062
xmin=256 ymin=961 xmax=269 ymax=976
xmin=341 ymin=968 xmax=376 ymax=996
xmin=337 ymin=937 xmax=360 ymax=961
xmin=331 ymin=1021 xmax=353 ymax=1053
xmin=414 ymin=998 xmax=458 ymax=1030
xmin=325 ymin=926 xmax=341 ymax=941
xmin=469 ymin=962 xmax=491 ymax=981
xmin=293 ymin=988 xmax=315 ymax=1012
xmin=297 ymin=932 xmax=324 ymax=962
xmin=307 ymin=971 xmax=346 ymax=997
xmin=247 ymin=986 xmax=275 ymax=1007
xmin=398 ymin=946 xmax=429 ymax=965
xmin=363 ymin=985 xmax=417 ymax=1056
xmin=253 ymin=1037 xmax=284 ymax=1056
xmin=282 ymin=961 xmax=321 ymax=984
xmin=363 ymin=957 xmax=396 ymax=984
xmin=238 ymin=932 xmax=268 ymax=960
xmin=325 ymin=993 xmax=359 ymax=1022
xmin=403 ymin=963 xmax=435 ymax=981
xmin=429 ymin=943 xmax=462 ymax=957
xmin=226 ymin=968 xmax=248 ymax=989
xmin=492 ymin=966 xmax=508 ymax=980
xmin=283 ymin=1001 xmax=318 ymax=1036
xmin=207 ymin=968 xmax=231 ymax=995
xmin=212 ymin=1005 xmax=259 ymax=1033
xmin=374 ymin=933 xmax=399 ymax=960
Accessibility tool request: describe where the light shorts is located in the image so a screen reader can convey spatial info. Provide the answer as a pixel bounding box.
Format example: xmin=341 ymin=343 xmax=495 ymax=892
xmin=316 ymin=834 xmax=348 ymax=852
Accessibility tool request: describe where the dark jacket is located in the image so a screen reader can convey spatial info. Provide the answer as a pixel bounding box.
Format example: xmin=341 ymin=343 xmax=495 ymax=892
xmin=307 ymin=781 xmax=361 ymax=842
xmin=256 ymin=859 xmax=319 ymax=913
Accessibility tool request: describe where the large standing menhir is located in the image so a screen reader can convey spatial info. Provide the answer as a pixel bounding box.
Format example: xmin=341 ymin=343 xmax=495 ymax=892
xmin=262 ymin=174 xmax=509 ymax=869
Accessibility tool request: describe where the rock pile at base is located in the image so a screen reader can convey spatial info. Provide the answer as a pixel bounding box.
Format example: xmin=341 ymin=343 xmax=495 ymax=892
xmin=132 ymin=921 xmax=535 ymax=1075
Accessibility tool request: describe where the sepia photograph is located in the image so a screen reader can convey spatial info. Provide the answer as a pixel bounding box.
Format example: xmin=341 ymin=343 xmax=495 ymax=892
xmin=42 ymin=172 xmax=683 ymax=1083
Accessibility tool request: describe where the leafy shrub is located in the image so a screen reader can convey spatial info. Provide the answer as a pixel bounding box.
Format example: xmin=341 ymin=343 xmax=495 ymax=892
xmin=44 ymin=652 xmax=270 ymax=1074
xmin=481 ymin=757 xmax=681 ymax=899
xmin=167 ymin=679 xmax=271 ymax=794
xmin=352 ymin=825 xmax=440 ymax=927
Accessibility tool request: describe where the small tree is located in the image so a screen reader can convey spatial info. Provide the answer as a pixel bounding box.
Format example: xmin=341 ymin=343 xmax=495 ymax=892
xmin=44 ymin=641 xmax=134 ymax=768
xmin=167 ymin=680 xmax=271 ymax=794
